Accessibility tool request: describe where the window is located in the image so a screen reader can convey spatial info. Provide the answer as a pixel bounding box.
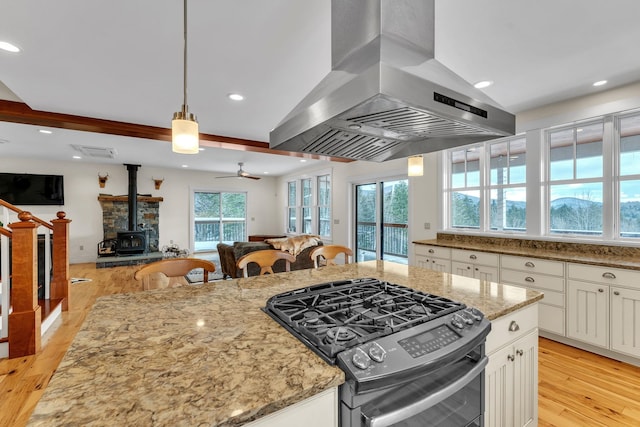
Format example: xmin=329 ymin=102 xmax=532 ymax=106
xmin=442 ymin=108 xmax=640 ymax=242
xmin=284 ymin=171 xmax=332 ymax=238
xmin=619 ymin=114 xmax=640 ymax=238
xmin=287 ymin=181 xmax=297 ymax=233
xmin=193 ymin=191 xmax=246 ymax=251
xmin=547 ymin=121 xmax=604 ymax=236
xmin=489 ymin=137 xmax=527 ymax=232
xmin=448 ymin=147 xmax=482 ymax=229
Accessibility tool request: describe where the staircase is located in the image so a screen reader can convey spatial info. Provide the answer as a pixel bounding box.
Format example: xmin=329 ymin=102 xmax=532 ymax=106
xmin=0 ymin=200 xmax=71 ymax=359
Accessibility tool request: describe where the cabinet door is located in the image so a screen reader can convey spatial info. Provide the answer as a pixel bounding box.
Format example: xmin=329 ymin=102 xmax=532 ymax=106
xmin=414 ymin=254 xmax=431 ymax=270
xmin=430 ymin=258 xmax=451 ymax=273
xmin=474 ymin=265 xmax=499 ymax=282
xmin=485 ymin=343 xmax=515 ymax=427
xmin=513 ymin=331 xmax=538 ymax=427
xmin=451 ymin=261 xmax=474 ymax=277
xmin=611 ymin=287 xmax=640 ymax=357
xmin=567 ymin=280 xmax=609 ymax=348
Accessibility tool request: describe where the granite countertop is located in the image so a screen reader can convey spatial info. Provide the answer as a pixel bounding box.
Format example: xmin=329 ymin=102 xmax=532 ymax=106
xmin=29 ymin=260 xmax=542 ymax=427
xmin=414 ymin=236 xmax=640 ymax=271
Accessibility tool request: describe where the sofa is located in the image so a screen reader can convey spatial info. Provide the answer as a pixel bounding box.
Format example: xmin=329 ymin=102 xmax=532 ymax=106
xmin=217 ymin=237 xmax=323 ymax=278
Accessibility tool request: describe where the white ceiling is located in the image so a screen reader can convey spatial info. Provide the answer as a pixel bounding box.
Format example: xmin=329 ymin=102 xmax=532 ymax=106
xmin=1 ymin=0 xmax=640 ymax=176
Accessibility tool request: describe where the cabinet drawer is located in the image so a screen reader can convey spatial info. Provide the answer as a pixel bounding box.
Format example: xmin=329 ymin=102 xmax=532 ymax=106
xmin=486 ymin=303 xmax=538 ymax=354
xmin=539 ymin=304 xmax=565 ymax=336
xmin=414 ymin=245 xmax=451 ymax=259
xmin=500 ymin=269 xmax=565 ymax=293
xmin=568 ymin=263 xmax=640 ymax=289
xmin=451 ymin=249 xmax=499 ymax=267
xmin=500 ymin=255 xmax=564 ymax=277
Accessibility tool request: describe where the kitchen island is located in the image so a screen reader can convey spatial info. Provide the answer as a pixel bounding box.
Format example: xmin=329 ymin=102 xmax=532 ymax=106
xmin=28 ymin=260 xmax=542 ymax=426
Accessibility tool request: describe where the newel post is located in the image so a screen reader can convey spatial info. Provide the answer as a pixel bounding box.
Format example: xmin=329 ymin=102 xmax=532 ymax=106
xmin=51 ymin=211 xmax=71 ymax=311
xmin=8 ymin=211 xmax=41 ymax=358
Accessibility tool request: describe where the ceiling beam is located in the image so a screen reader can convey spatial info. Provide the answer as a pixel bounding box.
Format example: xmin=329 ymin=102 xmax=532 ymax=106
xmin=0 ymin=100 xmax=352 ymax=162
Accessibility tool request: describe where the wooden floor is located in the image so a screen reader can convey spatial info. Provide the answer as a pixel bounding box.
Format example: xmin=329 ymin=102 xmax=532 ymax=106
xmin=1 ymin=263 xmax=640 ymax=427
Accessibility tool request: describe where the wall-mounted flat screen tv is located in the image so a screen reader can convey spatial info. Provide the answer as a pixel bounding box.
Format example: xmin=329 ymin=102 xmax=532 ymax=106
xmin=0 ymin=172 xmax=65 ymax=205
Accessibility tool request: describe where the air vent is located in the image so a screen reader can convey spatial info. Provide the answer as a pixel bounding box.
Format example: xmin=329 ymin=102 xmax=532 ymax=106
xmin=71 ymin=144 xmax=117 ymax=159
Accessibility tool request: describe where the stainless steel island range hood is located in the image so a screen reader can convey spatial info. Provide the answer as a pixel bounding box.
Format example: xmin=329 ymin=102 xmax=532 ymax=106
xmin=270 ymin=0 xmax=515 ymax=162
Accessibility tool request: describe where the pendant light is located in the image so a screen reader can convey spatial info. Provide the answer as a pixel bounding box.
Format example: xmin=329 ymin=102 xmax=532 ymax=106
xmin=172 ymin=0 xmax=199 ymax=154
xmin=408 ymin=155 xmax=423 ymax=177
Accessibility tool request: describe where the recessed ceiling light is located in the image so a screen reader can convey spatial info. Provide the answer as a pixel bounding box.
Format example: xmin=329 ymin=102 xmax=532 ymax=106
xmin=300 ymin=159 xmax=307 ymax=163
xmin=593 ymin=80 xmax=607 ymax=87
xmin=0 ymin=41 xmax=20 ymax=53
xmin=181 ymin=164 xmax=188 ymax=168
xmin=72 ymin=155 xmax=82 ymax=160
xmin=264 ymin=171 xmax=269 ymax=174
xmin=474 ymin=80 xmax=493 ymax=89
xmin=39 ymin=129 xmax=52 ymax=134
xmin=228 ymin=93 xmax=244 ymax=101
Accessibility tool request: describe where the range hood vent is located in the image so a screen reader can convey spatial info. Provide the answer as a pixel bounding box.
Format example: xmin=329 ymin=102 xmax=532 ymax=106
xmin=270 ymin=0 xmax=515 ymax=162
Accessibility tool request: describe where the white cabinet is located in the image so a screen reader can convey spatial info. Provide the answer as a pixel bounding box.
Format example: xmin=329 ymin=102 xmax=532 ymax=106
xmin=414 ymin=245 xmax=451 ymax=273
xmin=567 ymin=280 xmax=609 ymax=348
xmin=245 ymin=387 xmax=338 ymax=427
xmin=500 ymin=255 xmax=566 ymax=336
xmin=567 ymin=263 xmax=640 ymax=358
xmin=451 ymin=249 xmax=499 ymax=281
xmin=611 ymin=286 xmax=640 ymax=356
xmin=485 ymin=304 xmax=538 ymax=427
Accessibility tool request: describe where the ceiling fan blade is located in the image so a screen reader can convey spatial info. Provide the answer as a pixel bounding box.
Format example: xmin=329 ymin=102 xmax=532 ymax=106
xmin=244 ymin=175 xmax=261 ymax=180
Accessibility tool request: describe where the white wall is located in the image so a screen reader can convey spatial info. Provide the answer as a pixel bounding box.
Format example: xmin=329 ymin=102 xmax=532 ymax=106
xmin=0 ymin=158 xmax=280 ymax=264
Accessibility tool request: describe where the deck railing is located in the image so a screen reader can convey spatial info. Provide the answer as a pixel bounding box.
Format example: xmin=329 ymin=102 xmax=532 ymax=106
xmin=194 ymin=218 xmax=246 ymax=250
xmin=356 ymin=221 xmax=409 ymax=258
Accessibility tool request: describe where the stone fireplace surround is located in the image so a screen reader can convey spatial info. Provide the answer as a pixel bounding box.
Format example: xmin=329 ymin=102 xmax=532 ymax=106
xmin=98 ymin=194 xmax=162 ymax=253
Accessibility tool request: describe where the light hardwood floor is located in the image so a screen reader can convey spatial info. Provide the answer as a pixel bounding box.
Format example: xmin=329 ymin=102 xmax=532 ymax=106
xmin=1 ymin=263 xmax=639 ymax=426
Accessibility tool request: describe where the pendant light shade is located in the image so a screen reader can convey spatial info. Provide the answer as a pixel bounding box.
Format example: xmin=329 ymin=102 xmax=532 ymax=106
xmin=172 ymin=0 xmax=199 ymax=154
xmin=408 ymin=155 xmax=424 ymax=177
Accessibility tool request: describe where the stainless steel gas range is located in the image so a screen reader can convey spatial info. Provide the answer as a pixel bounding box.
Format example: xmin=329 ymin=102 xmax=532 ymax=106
xmin=263 ymin=278 xmax=491 ymax=427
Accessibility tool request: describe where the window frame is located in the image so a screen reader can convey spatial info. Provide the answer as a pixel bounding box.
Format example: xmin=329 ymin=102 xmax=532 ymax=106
xmin=191 ymin=190 xmax=248 ymax=252
xmin=283 ymin=169 xmax=332 ymax=238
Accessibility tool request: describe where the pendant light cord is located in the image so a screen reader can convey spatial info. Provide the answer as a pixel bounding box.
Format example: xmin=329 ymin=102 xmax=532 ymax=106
xmin=182 ymin=0 xmax=188 ymax=110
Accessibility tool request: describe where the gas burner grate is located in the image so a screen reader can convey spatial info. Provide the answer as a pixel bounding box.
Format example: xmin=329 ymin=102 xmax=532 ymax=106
xmin=263 ymin=278 xmax=465 ymax=363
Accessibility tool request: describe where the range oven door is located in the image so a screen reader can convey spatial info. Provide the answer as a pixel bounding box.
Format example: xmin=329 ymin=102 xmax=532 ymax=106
xmin=342 ymin=355 xmax=487 ymax=427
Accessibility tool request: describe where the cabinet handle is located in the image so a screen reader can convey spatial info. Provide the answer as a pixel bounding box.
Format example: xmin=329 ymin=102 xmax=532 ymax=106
xmin=525 ymin=276 xmax=535 ymax=283
xmin=428 ymin=249 xmax=435 ymax=254
xmin=467 ymin=266 xmax=471 ymax=270
xmin=524 ymin=261 xmax=535 ymax=268
xmin=602 ymin=272 xmax=616 ymax=279
xmin=507 ymin=354 xmax=515 ymax=362
xmin=598 ymin=288 xmax=604 ymax=293
xmin=475 ymin=267 xmax=479 ymax=271
xmin=469 ymin=254 xmax=477 ymax=260
xmin=508 ymin=321 xmax=520 ymax=332
xmin=516 ymin=349 xmax=524 ymax=356
xmin=614 ymin=291 xmax=620 ymax=296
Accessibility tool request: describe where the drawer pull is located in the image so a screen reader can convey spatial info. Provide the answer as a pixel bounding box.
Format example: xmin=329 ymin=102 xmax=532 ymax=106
xmin=602 ymin=272 xmax=616 ymax=279
xmin=508 ymin=321 xmax=520 ymax=332
xmin=516 ymin=349 xmax=524 ymax=357
xmin=507 ymin=354 xmax=515 ymax=362
xmin=469 ymin=254 xmax=477 ymax=260
xmin=524 ymin=261 xmax=535 ymax=268
xmin=598 ymin=288 xmax=604 ymax=293
xmin=525 ymin=276 xmax=535 ymax=283
xmin=614 ymin=291 xmax=620 ymax=296
xmin=428 ymin=249 xmax=435 ymax=254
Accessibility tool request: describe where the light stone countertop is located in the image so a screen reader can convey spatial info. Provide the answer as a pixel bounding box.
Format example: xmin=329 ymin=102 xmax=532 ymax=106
xmin=414 ymin=236 xmax=640 ymax=270
xmin=29 ymin=261 xmax=542 ymax=427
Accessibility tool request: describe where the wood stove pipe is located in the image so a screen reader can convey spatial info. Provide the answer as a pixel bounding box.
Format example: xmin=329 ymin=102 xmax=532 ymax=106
xmin=124 ymin=164 xmax=140 ymax=231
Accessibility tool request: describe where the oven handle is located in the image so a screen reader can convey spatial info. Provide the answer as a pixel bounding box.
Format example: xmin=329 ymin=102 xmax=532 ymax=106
xmin=364 ymin=356 xmax=488 ymax=427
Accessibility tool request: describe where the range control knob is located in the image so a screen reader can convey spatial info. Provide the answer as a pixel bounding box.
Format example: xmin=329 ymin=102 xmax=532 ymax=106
xmin=352 ymin=348 xmax=372 ymax=370
xmin=368 ymin=342 xmax=387 ymax=363
xmin=466 ymin=308 xmax=484 ymax=322
xmin=451 ymin=315 xmax=464 ymax=329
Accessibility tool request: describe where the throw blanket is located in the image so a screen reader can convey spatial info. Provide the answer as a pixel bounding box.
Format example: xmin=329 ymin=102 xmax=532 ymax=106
xmin=265 ymin=235 xmax=321 ymax=256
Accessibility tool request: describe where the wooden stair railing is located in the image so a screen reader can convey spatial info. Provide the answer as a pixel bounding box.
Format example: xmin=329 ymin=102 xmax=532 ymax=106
xmin=0 ymin=199 xmax=71 ymax=358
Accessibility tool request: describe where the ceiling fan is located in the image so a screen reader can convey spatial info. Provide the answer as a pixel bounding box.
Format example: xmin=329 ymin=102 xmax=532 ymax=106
xmin=216 ymin=162 xmax=262 ymax=180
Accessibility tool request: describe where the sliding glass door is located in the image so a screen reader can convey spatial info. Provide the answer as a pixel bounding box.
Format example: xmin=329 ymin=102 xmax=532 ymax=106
xmin=354 ymin=179 xmax=408 ymax=264
xmin=193 ymin=191 xmax=247 ymax=252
